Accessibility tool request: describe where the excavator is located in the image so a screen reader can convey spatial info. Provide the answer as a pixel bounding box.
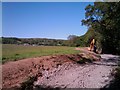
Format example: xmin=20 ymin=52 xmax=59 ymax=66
xmin=88 ymin=38 xmax=96 ymax=53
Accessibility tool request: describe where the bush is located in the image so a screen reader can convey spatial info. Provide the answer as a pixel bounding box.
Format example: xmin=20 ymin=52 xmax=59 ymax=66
xmin=77 ymin=58 xmax=93 ymax=64
xmin=101 ymin=67 xmax=120 ymax=90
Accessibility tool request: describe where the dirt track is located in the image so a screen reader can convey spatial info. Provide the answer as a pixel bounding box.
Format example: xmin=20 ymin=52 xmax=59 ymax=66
xmin=34 ymin=54 xmax=119 ymax=88
xmin=2 ymin=47 xmax=120 ymax=89
xmin=2 ymin=53 xmax=89 ymax=88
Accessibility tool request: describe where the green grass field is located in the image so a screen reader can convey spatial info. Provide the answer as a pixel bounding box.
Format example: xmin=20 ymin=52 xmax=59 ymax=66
xmin=2 ymin=44 xmax=80 ymax=63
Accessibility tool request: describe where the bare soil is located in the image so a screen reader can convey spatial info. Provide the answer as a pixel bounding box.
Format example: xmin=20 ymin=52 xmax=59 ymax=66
xmin=2 ymin=47 xmax=119 ymax=89
xmin=34 ymin=54 xmax=119 ymax=88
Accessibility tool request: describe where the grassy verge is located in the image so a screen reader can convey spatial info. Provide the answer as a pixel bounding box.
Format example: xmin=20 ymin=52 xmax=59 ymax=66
xmin=2 ymin=44 xmax=80 ymax=63
xmin=110 ymin=67 xmax=120 ymax=88
xmin=105 ymin=67 xmax=120 ymax=89
xmin=101 ymin=60 xmax=120 ymax=89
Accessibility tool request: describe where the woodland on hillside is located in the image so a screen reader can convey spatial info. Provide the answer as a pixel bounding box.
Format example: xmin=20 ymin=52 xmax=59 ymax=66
xmin=70 ymin=2 xmax=120 ymax=55
xmin=82 ymin=2 xmax=120 ymax=55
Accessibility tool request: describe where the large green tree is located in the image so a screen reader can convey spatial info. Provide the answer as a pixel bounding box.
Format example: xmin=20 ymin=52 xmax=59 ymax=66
xmin=82 ymin=2 xmax=120 ymax=54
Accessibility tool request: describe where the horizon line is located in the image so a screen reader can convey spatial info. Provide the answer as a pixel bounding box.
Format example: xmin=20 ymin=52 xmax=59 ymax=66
xmin=1 ymin=36 xmax=69 ymax=40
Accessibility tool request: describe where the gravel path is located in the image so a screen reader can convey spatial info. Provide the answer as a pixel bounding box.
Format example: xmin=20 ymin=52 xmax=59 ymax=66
xmin=34 ymin=54 xmax=120 ymax=88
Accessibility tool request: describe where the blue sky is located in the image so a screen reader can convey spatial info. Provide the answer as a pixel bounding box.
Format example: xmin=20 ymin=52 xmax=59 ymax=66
xmin=2 ymin=2 xmax=93 ymax=40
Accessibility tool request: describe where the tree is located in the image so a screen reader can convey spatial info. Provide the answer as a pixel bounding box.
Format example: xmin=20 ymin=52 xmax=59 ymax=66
xmin=82 ymin=1 xmax=120 ymax=54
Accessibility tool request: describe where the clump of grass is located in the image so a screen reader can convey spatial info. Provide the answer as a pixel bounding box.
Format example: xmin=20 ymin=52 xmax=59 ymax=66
xmin=34 ymin=85 xmax=60 ymax=90
xmin=20 ymin=76 xmax=37 ymax=90
xmin=19 ymin=75 xmax=60 ymax=90
xmin=108 ymin=67 xmax=120 ymax=89
xmin=101 ymin=67 xmax=120 ymax=89
xmin=77 ymin=58 xmax=93 ymax=64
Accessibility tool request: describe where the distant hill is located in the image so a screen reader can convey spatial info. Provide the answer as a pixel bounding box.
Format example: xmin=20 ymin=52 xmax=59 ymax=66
xmin=1 ymin=29 xmax=102 ymax=48
xmin=68 ymin=27 xmax=102 ymax=49
xmin=1 ymin=37 xmax=67 ymax=46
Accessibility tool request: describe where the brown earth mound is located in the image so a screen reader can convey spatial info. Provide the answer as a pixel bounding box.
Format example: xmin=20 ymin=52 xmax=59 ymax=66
xmin=2 ymin=48 xmax=100 ymax=88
